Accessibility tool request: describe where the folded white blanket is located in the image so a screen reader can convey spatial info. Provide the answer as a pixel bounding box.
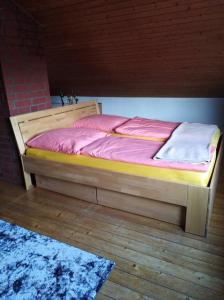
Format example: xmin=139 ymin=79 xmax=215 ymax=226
xmin=154 ymin=122 xmax=218 ymax=164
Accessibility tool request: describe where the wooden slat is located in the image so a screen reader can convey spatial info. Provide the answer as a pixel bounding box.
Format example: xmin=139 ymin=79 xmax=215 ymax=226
xmin=99 ymin=281 xmax=153 ymax=300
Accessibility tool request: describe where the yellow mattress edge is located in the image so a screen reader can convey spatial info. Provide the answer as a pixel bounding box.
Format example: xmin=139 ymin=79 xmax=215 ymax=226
xmin=26 ymin=148 xmax=217 ymax=187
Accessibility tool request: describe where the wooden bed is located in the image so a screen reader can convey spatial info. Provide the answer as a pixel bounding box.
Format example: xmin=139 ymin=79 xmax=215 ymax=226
xmin=10 ymin=101 xmax=223 ymax=237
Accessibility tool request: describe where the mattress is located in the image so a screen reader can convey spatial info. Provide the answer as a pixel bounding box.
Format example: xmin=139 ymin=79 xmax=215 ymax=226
xmin=26 ymin=147 xmax=217 ymax=187
xmin=81 ymin=136 xmax=215 ymax=172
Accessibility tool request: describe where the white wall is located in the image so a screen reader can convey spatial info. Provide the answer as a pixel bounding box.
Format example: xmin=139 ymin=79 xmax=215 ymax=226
xmin=52 ymin=96 xmax=224 ymax=130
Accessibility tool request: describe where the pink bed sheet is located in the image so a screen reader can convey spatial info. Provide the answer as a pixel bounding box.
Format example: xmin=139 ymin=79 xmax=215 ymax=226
xmin=115 ymin=117 xmax=180 ymax=139
xmin=81 ymin=136 xmax=211 ymax=172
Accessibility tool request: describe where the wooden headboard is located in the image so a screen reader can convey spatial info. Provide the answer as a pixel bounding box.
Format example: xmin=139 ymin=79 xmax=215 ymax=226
xmin=10 ymin=100 xmax=100 ymax=189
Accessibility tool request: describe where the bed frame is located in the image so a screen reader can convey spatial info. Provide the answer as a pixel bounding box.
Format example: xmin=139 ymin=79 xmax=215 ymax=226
xmin=10 ymin=101 xmax=223 ymax=237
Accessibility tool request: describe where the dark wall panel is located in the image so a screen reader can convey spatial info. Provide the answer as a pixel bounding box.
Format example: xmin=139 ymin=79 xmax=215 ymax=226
xmin=16 ymin=0 xmax=224 ymax=97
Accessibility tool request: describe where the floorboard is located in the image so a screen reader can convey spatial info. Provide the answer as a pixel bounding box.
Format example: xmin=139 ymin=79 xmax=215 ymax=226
xmin=0 ymin=172 xmax=223 ymax=300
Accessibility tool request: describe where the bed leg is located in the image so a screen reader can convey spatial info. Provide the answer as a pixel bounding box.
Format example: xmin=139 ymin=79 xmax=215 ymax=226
xmin=185 ymin=186 xmax=209 ymax=236
xmin=21 ymin=158 xmax=33 ymax=190
xmin=24 ymin=171 xmax=33 ymax=190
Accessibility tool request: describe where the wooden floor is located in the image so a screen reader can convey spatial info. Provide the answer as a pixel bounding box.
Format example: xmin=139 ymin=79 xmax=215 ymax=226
xmin=0 ymin=175 xmax=224 ymax=300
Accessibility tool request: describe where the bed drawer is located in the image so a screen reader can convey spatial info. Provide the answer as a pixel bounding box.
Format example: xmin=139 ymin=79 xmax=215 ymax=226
xmin=97 ymin=188 xmax=185 ymax=226
xmin=36 ymin=175 xmax=97 ymax=203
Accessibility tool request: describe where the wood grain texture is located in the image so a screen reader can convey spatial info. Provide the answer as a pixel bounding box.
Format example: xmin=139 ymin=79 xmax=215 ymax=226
xmin=16 ymin=0 xmax=224 ymax=97
xmin=97 ymin=188 xmax=185 ymax=225
xmin=185 ymin=186 xmax=210 ymax=236
xmin=23 ymin=155 xmax=188 ymax=206
xmin=10 ymin=101 xmax=99 ymax=146
xmin=0 ymin=171 xmax=224 ymax=299
xmin=10 ymin=100 xmax=99 ymax=189
xmin=36 ymin=175 xmax=97 ymax=204
xmin=208 ymin=137 xmax=224 ymax=225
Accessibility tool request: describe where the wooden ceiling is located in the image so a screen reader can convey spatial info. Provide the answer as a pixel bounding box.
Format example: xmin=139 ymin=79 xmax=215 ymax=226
xmin=16 ymin=0 xmax=224 ymax=97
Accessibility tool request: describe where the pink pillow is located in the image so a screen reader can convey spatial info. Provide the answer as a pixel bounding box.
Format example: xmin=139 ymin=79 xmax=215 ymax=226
xmin=27 ymin=128 xmax=108 ymax=154
xmin=74 ymin=114 xmax=129 ymax=132
xmin=115 ymin=117 xmax=180 ymax=139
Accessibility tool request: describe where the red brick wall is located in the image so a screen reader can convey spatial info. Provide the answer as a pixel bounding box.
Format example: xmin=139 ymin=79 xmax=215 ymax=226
xmin=0 ymin=67 xmax=23 ymax=184
xmin=0 ymin=0 xmax=51 ymax=185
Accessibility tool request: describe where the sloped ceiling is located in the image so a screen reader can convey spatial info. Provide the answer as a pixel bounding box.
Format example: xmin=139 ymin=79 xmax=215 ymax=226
xmin=16 ymin=0 xmax=224 ymax=97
